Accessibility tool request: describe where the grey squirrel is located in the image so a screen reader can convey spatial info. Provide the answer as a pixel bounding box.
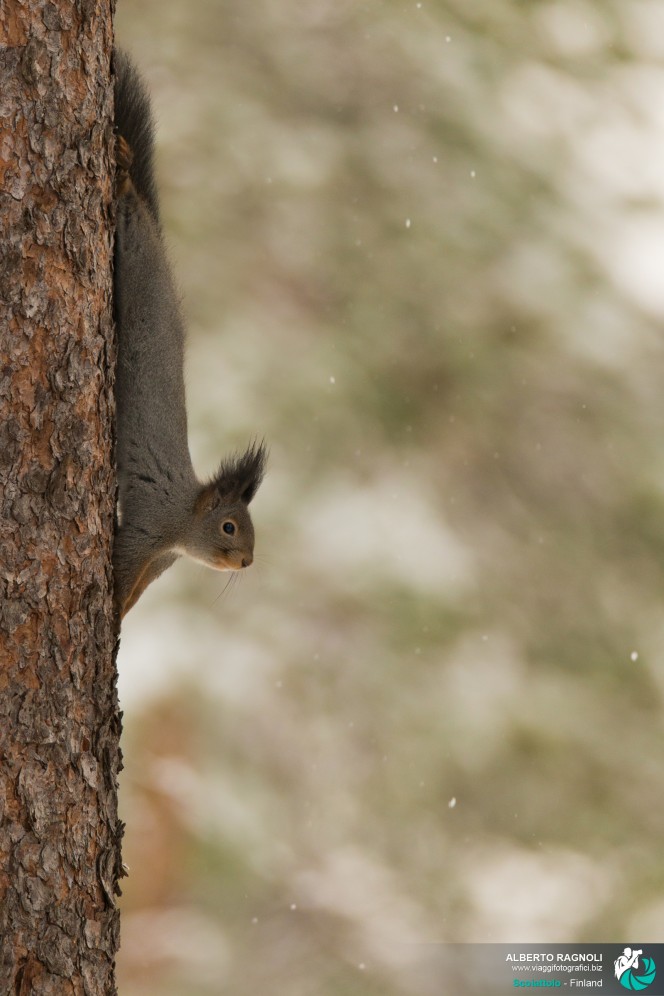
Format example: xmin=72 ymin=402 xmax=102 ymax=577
xmin=112 ymin=51 xmax=265 ymax=618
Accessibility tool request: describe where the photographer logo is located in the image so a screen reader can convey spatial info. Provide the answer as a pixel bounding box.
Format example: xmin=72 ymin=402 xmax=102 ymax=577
xmin=614 ymin=947 xmax=657 ymax=991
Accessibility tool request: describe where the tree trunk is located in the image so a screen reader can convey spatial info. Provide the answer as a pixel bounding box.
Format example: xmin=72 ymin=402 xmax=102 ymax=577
xmin=0 ymin=4 xmax=121 ymax=994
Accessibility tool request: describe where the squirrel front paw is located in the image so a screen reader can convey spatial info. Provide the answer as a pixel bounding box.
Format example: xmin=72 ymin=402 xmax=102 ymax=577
xmin=116 ymin=134 xmax=134 ymax=197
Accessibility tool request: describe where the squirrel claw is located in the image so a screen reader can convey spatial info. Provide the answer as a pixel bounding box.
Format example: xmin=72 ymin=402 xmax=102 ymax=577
xmin=116 ymin=134 xmax=134 ymax=196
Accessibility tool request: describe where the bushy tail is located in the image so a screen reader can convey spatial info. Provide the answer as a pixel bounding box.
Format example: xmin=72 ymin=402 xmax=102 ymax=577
xmin=113 ymin=49 xmax=160 ymax=225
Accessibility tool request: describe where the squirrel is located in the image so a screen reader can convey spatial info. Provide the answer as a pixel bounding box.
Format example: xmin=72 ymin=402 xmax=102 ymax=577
xmin=112 ymin=51 xmax=266 ymax=619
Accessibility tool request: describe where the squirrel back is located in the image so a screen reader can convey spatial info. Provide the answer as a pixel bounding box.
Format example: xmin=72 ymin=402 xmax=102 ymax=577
xmin=114 ymin=50 xmax=160 ymax=226
xmin=112 ymin=51 xmax=266 ymax=619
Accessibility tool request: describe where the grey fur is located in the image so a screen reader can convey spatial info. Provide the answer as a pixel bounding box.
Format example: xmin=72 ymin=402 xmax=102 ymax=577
xmin=113 ymin=52 xmax=266 ymax=616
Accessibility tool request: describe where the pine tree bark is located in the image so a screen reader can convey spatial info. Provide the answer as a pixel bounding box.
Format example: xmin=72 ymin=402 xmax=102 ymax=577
xmin=0 ymin=3 xmax=121 ymax=994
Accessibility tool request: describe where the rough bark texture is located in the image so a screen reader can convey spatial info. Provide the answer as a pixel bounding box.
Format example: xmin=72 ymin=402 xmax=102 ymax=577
xmin=0 ymin=3 xmax=121 ymax=994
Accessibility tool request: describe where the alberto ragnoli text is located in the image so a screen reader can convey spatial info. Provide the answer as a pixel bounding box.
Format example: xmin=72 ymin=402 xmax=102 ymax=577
xmin=507 ymin=953 xmax=603 ymax=964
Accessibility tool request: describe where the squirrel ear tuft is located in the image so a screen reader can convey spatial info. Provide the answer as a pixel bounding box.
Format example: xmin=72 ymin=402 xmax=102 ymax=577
xmin=213 ymin=441 xmax=267 ymax=505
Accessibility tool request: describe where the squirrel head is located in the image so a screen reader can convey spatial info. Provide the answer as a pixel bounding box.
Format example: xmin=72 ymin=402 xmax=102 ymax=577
xmin=187 ymin=442 xmax=267 ymax=572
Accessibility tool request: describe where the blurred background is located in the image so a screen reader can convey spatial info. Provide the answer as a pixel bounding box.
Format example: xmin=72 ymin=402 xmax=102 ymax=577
xmin=114 ymin=1 xmax=664 ymax=993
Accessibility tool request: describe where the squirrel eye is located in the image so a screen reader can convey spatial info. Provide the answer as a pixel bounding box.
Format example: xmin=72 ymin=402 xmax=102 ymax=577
xmin=222 ymin=520 xmax=236 ymax=536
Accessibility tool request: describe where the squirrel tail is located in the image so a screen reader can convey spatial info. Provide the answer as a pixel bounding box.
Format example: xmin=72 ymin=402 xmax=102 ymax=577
xmin=113 ymin=49 xmax=160 ymax=225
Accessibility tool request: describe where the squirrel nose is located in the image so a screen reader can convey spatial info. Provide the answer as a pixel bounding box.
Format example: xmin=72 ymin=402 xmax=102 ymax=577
xmin=241 ymin=553 xmax=253 ymax=568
